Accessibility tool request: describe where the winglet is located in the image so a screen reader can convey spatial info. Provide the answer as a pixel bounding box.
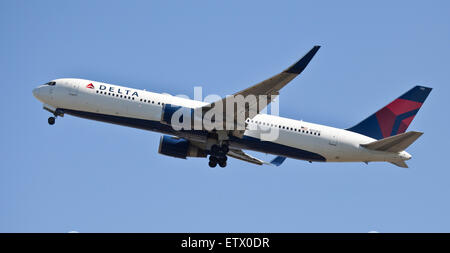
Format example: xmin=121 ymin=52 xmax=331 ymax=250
xmin=270 ymin=156 xmax=287 ymax=166
xmin=284 ymin=46 xmax=321 ymax=74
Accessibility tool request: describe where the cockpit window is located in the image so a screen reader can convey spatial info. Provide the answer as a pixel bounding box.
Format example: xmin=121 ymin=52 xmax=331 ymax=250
xmin=44 ymin=82 xmax=56 ymax=86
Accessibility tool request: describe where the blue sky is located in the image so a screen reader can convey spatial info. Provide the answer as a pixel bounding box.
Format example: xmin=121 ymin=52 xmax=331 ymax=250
xmin=1 ymin=0 xmax=449 ymax=232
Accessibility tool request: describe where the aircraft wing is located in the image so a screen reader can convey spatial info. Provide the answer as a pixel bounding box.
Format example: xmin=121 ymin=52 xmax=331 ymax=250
xmin=227 ymin=149 xmax=287 ymax=167
xmin=227 ymin=45 xmax=321 ymax=103
xmin=200 ymin=46 xmax=320 ymax=137
xmin=180 ymin=137 xmax=287 ymax=166
xmin=227 ymin=149 xmax=270 ymax=165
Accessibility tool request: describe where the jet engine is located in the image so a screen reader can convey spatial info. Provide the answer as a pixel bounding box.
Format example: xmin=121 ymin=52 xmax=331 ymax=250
xmin=158 ymin=135 xmax=207 ymax=159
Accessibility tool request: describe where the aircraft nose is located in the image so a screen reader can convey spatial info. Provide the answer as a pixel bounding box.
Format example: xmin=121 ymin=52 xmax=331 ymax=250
xmin=32 ymin=87 xmax=40 ymax=98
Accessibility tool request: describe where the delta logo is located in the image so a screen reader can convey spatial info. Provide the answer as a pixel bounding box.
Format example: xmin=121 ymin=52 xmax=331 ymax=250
xmin=86 ymin=83 xmax=94 ymax=89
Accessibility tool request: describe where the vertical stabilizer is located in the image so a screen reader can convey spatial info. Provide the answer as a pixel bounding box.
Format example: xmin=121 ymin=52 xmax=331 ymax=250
xmin=347 ymin=86 xmax=432 ymax=139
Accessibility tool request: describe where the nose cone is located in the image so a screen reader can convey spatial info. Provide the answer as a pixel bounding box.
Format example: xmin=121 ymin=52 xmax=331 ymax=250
xmin=32 ymin=86 xmax=50 ymax=103
xmin=32 ymin=87 xmax=40 ymax=99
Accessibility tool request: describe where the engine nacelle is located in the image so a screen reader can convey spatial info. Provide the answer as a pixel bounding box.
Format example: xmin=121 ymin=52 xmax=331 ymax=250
xmin=158 ymin=135 xmax=207 ymax=159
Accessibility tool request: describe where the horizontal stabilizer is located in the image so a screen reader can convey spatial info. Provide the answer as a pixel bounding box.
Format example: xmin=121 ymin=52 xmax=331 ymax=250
xmin=390 ymin=160 xmax=409 ymax=168
xmin=361 ymin=131 xmax=423 ymax=153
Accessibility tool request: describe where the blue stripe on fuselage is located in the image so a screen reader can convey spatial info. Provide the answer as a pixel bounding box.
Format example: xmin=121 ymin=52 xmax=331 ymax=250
xmin=61 ymin=109 xmax=326 ymax=162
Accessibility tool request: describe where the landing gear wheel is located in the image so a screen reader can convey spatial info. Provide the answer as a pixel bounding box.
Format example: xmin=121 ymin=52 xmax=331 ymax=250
xmin=209 ymin=156 xmax=218 ymax=168
xmin=209 ymin=160 xmax=217 ymax=168
xmin=220 ymin=145 xmax=229 ymax=154
xmin=211 ymin=144 xmax=229 ymax=156
xmin=217 ymin=156 xmax=227 ymax=168
xmin=218 ymin=160 xmax=227 ymax=168
xmin=48 ymin=117 xmax=55 ymax=125
xmin=209 ymin=156 xmax=218 ymax=163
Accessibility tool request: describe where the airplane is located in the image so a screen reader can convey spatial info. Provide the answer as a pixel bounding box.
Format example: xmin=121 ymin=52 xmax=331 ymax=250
xmin=32 ymin=46 xmax=432 ymax=168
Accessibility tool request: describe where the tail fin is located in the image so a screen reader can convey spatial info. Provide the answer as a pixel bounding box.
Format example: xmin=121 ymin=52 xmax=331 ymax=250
xmin=347 ymin=86 xmax=432 ymax=139
xmin=361 ymin=131 xmax=423 ymax=153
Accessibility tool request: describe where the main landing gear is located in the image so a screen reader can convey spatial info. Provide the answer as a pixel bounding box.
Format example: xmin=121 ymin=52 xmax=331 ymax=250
xmin=208 ymin=144 xmax=229 ymax=168
xmin=209 ymin=155 xmax=227 ymax=168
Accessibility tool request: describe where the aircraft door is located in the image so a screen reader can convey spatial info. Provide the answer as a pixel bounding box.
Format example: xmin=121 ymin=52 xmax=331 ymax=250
xmin=327 ymin=132 xmax=343 ymax=161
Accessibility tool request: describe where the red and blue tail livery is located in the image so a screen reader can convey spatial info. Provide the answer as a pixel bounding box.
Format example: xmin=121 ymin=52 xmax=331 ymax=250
xmin=348 ymin=86 xmax=432 ymax=140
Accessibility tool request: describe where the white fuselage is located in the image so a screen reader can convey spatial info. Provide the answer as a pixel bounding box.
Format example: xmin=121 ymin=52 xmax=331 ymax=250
xmin=32 ymin=78 xmax=411 ymax=165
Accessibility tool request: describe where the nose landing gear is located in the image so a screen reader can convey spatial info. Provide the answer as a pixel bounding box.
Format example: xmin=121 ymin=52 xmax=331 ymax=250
xmin=48 ymin=117 xmax=56 ymax=125
xmin=46 ymin=109 xmax=63 ymax=125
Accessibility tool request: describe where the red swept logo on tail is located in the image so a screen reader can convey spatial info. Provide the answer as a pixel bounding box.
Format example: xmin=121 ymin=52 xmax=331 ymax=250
xmin=86 ymin=83 xmax=94 ymax=89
